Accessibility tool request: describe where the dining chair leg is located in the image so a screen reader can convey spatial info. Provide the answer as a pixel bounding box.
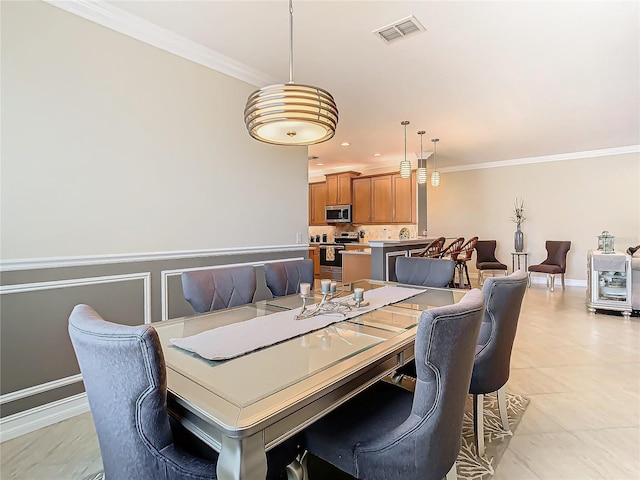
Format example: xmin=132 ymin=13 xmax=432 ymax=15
xmin=473 ymin=393 xmax=485 ymax=457
xmin=297 ymin=450 xmax=308 ymax=480
xmin=497 ymin=386 xmax=511 ymax=434
xmin=445 ymin=461 xmax=457 ymax=480
xmin=286 ymin=457 xmax=304 ymax=480
xmin=550 ymin=274 xmax=555 ymax=292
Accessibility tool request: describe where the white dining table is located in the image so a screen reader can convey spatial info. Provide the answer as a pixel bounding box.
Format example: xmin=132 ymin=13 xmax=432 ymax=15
xmin=153 ymin=279 xmax=467 ymax=480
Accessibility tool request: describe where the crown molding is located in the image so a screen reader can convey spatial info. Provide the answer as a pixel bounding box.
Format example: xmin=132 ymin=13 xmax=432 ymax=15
xmin=441 ymin=145 xmax=640 ymax=173
xmin=44 ymin=0 xmax=276 ymax=87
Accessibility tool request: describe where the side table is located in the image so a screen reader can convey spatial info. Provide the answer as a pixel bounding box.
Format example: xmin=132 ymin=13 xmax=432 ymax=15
xmin=511 ymin=252 xmax=529 ymax=273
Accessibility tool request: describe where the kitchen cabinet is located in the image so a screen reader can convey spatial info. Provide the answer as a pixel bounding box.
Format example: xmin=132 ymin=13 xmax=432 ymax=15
xmin=309 ymin=182 xmax=327 ymax=226
xmin=325 ymin=171 xmax=360 ymax=205
xmin=308 ymin=246 xmax=321 ymax=279
xmin=352 ymin=172 xmax=415 ymax=224
xmin=352 ymin=177 xmax=372 ymax=223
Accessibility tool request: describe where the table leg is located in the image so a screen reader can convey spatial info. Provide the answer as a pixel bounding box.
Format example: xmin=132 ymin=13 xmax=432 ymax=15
xmin=511 ymin=255 xmax=515 ymax=273
xmin=217 ymin=433 xmax=267 ymax=480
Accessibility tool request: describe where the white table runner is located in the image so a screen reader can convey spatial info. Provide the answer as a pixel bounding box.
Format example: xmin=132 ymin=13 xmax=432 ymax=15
xmin=170 ymin=285 xmax=424 ymax=360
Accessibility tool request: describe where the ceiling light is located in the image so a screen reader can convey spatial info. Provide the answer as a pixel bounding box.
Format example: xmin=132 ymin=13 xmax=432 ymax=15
xmin=340 ymin=142 xmax=351 ymax=147
xmin=431 ymin=138 xmax=441 ymax=187
xmin=244 ymin=0 xmax=338 ymax=146
xmin=399 ymin=120 xmax=411 ymax=179
xmin=416 ymin=130 xmax=427 ymax=184
xmin=373 ymin=153 xmax=382 ymax=157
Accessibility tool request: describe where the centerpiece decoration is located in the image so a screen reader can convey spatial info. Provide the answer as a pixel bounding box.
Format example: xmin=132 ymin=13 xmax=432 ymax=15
xmin=295 ymin=281 xmax=368 ymax=320
xmin=511 ymin=197 xmax=525 ymax=252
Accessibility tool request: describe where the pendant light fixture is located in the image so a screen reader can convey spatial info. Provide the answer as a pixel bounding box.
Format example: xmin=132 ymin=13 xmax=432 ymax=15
xmin=399 ymin=120 xmax=411 ymax=178
xmin=244 ymin=0 xmax=338 ymax=146
xmin=431 ymin=138 xmax=441 ymax=186
xmin=416 ymin=130 xmax=427 ymax=184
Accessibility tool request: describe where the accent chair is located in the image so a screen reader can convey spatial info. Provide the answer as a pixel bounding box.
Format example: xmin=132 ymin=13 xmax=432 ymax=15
xmin=475 ymin=240 xmax=508 ymax=285
xmin=527 ymin=241 xmax=571 ymax=291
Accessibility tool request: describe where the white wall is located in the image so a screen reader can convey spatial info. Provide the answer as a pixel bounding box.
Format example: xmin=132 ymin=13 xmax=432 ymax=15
xmin=426 ymin=153 xmax=640 ymax=282
xmin=1 ymin=1 xmax=308 ymax=260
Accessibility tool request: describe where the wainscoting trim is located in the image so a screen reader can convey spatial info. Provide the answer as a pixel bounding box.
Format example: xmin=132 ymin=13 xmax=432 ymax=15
xmin=0 ymin=393 xmax=89 ymax=443
xmin=0 ymin=374 xmax=83 ymax=406
xmin=0 ymin=272 xmax=152 ymax=324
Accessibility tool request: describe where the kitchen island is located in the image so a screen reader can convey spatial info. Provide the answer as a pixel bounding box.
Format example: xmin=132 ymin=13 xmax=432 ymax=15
xmin=340 ymin=248 xmax=372 ymax=283
xmin=367 ymin=238 xmax=437 ymax=281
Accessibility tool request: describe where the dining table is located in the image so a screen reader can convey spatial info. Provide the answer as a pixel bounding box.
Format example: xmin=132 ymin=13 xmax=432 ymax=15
xmin=154 ymin=279 xmax=468 ymax=480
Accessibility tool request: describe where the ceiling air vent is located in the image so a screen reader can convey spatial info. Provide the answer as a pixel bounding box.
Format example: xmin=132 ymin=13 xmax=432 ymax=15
xmin=373 ymin=15 xmax=425 ymax=44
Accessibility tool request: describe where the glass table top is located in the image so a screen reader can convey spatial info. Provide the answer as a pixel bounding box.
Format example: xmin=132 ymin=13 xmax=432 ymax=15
xmin=155 ymin=280 xmax=467 ymax=410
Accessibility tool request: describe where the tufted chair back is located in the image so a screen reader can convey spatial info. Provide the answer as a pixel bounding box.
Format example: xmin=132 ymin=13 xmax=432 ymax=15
xmin=264 ymin=259 xmax=314 ymax=297
xmin=395 ymin=256 xmax=455 ymax=287
xmin=182 ymin=266 xmax=256 ymax=313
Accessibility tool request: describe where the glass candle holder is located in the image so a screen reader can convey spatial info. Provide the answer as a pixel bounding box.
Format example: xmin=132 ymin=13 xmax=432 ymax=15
xmin=353 ymin=288 xmax=364 ymax=301
xmin=321 ymin=279 xmax=331 ymax=294
xmin=299 ymin=282 xmax=310 ymax=296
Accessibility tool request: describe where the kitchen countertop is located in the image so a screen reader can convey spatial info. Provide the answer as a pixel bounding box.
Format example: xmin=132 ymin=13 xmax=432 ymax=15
xmin=367 ymin=238 xmax=432 ymax=247
xmin=340 ymin=248 xmax=371 ymax=255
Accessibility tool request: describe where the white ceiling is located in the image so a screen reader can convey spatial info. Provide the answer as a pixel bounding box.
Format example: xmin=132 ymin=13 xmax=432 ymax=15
xmin=104 ymin=0 xmax=639 ymax=177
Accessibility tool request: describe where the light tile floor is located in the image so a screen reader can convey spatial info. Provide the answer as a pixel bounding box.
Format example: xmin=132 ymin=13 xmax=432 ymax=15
xmin=1 ymin=284 xmax=639 ymax=479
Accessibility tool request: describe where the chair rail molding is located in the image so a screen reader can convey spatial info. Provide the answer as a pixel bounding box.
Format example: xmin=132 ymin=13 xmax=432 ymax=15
xmin=0 ymin=244 xmax=309 ymax=272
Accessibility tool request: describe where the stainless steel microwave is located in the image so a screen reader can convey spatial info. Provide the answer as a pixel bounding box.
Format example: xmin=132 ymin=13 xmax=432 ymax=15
xmin=325 ymin=204 xmax=352 ymax=224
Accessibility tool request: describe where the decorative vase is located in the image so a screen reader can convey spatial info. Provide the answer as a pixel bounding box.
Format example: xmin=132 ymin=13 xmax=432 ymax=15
xmin=514 ymin=224 xmax=524 ymax=252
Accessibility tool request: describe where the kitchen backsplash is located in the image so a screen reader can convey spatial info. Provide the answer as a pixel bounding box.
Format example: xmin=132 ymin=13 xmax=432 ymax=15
xmin=308 ymin=224 xmax=419 ymax=243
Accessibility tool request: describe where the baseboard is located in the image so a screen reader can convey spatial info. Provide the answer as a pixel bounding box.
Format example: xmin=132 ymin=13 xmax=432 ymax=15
xmin=0 ymin=393 xmax=89 ymax=443
xmin=529 ymin=276 xmax=587 ymax=288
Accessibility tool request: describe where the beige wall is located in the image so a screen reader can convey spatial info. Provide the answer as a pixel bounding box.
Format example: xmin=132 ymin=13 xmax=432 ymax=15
xmin=426 ymin=153 xmax=640 ymax=282
xmin=1 ymin=1 xmax=308 ymax=260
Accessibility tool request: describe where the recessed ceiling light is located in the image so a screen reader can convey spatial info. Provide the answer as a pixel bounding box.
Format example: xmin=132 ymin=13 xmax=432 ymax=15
xmin=316 ymin=163 xmax=324 ymax=166
xmin=340 ymin=142 xmax=351 ymax=147
xmin=373 ymin=153 xmax=382 ymax=157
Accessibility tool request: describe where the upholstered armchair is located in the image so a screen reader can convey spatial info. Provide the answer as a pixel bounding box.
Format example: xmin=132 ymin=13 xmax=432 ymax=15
xmin=264 ymin=259 xmax=314 ymax=297
xmin=527 ymin=241 xmax=571 ymax=291
xmin=475 ymin=240 xmax=508 ymax=285
xmin=68 ymin=304 xmax=299 ymax=480
xmin=182 ymin=265 xmax=256 ymax=313
xmin=470 ymin=270 xmax=528 ymax=457
xmin=395 ymin=256 xmax=455 ymax=288
xmin=302 ymin=290 xmax=485 ymax=480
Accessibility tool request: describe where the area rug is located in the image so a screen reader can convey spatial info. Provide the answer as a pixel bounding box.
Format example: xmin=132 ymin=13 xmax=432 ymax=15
xmin=83 ymin=384 xmax=528 ymax=480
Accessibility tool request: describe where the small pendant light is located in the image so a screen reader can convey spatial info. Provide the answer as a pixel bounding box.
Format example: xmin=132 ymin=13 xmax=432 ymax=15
xmin=399 ymin=120 xmax=411 ymax=178
xmin=431 ymin=138 xmax=441 ymax=186
xmin=416 ymin=130 xmax=427 ymax=184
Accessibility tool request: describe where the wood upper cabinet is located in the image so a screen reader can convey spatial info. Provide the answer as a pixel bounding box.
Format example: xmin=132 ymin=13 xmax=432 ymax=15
xmin=371 ymin=175 xmax=393 ymax=223
xmin=325 ymin=171 xmax=360 ymax=205
xmin=309 ymin=182 xmax=327 ymax=226
xmin=352 ymin=177 xmax=372 ymax=223
xmin=391 ymin=172 xmax=416 ymax=223
xmin=351 ymin=172 xmax=416 ymax=224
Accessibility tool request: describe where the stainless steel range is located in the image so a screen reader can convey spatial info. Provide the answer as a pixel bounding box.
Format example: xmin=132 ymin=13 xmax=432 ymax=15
xmin=319 ymin=232 xmax=360 ymax=281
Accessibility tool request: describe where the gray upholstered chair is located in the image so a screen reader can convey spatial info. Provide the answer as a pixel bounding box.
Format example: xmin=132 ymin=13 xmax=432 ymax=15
xmin=527 ymin=241 xmax=571 ymax=291
xmin=182 ymin=265 xmax=256 ymax=313
xmin=475 ymin=240 xmax=508 ymax=285
xmin=395 ymin=256 xmax=455 ymax=287
xmin=68 ymin=304 xmax=299 ymax=480
xmin=264 ymin=259 xmax=314 ymax=297
xmin=470 ymin=270 xmax=528 ymax=457
xmin=301 ymin=289 xmax=485 ymax=480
